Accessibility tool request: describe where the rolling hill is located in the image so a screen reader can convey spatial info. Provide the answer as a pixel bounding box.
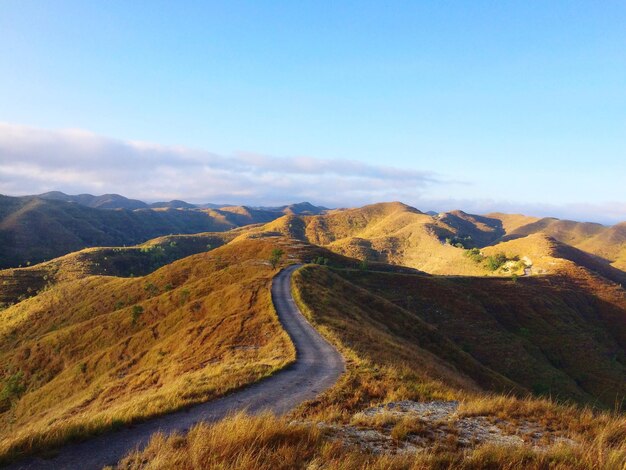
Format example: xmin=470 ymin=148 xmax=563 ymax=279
xmin=0 ymin=237 xmax=302 ymax=461
xmin=114 ymin=259 xmax=626 ymax=470
xmin=251 ymin=202 xmax=626 ymax=283
xmin=488 ymin=213 xmax=626 ymax=271
xmin=1 ymin=199 xmax=625 ymax=466
xmin=0 ymin=195 xmax=283 ymax=269
xmin=0 ymin=231 xmax=239 ymax=307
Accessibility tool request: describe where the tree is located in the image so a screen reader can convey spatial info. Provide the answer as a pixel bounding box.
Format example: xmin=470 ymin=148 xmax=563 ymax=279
xmin=269 ymin=248 xmax=284 ymax=269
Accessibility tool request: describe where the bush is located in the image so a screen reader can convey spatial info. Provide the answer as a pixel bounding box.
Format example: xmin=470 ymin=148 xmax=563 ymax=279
xmin=313 ymin=256 xmax=329 ymax=266
xmin=464 ymin=248 xmax=484 ymax=263
xmin=486 ymin=253 xmax=507 ymax=271
xmin=131 ymin=305 xmax=144 ymax=325
xmin=269 ymin=248 xmax=284 ymax=269
xmin=0 ymin=372 xmax=25 ymax=412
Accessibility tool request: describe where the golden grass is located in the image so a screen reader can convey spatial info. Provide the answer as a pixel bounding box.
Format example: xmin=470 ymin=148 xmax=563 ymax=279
xmin=117 ymin=260 xmax=624 ymax=469
xmin=0 ymin=238 xmax=296 ymax=463
xmin=114 ymin=411 xmax=626 ymax=470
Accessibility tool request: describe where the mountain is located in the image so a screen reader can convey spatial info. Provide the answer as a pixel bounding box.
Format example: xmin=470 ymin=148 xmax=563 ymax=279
xmin=254 ymin=201 xmax=328 ymax=215
xmin=37 ymin=191 xmax=149 ymax=210
xmin=0 ymin=195 xmax=281 ymax=268
xmin=148 ymin=200 xmax=198 ymax=209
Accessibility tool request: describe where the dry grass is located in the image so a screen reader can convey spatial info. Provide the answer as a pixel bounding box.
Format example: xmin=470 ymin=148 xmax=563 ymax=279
xmin=114 ymin=412 xmax=323 ymax=470
xmin=0 ymin=238 xmax=296 ymax=463
xmin=116 ymin=259 xmax=625 ymax=469
xmin=114 ymin=411 xmax=626 ymax=470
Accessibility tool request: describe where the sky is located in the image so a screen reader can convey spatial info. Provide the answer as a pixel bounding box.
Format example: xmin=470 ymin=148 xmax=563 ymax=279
xmin=1 ymin=1 xmax=625 ymax=223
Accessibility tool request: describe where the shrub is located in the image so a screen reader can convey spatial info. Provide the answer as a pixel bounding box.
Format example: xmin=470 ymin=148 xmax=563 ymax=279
xmin=464 ymin=248 xmax=484 ymax=263
xmin=0 ymin=372 xmax=25 ymax=412
xmin=179 ymin=289 xmax=190 ymax=306
xmin=486 ymin=253 xmax=507 ymax=271
xmin=131 ymin=305 xmax=144 ymax=325
xmin=269 ymin=248 xmax=284 ymax=269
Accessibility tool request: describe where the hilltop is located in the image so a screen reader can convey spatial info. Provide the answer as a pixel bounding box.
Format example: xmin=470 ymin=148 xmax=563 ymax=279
xmin=251 ymin=202 xmax=626 ymax=284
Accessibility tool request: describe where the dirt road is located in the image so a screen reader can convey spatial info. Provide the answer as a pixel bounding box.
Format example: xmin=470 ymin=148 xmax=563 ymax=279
xmin=9 ymin=264 xmax=344 ymax=470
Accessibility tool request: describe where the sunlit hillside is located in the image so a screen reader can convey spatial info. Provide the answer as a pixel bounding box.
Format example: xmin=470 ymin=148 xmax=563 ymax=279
xmin=0 ymin=238 xmax=300 ymax=462
xmin=114 ymin=262 xmax=626 ymax=469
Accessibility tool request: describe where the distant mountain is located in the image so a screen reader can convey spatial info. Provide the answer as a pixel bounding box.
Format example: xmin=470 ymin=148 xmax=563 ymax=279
xmin=254 ymin=201 xmax=328 ymax=215
xmin=35 ymin=192 xmax=327 ymax=216
xmin=0 ymin=195 xmax=281 ymax=268
xmin=37 ymin=191 xmax=149 ymax=210
xmin=196 ymin=202 xmax=235 ymax=209
xmin=149 ymin=200 xmax=198 ymax=209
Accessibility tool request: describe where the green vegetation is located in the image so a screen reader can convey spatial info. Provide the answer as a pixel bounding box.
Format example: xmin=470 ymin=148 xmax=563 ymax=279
xmin=485 ymin=252 xmax=508 ymax=271
xmin=464 ymin=247 xmax=484 ymax=263
xmin=130 ymin=305 xmax=144 ymax=325
xmin=0 ymin=372 xmax=25 ymax=412
xmin=269 ymin=248 xmax=284 ymax=269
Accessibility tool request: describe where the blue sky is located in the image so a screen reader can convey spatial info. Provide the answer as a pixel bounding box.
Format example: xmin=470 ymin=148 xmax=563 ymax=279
xmin=1 ymin=1 xmax=625 ymax=222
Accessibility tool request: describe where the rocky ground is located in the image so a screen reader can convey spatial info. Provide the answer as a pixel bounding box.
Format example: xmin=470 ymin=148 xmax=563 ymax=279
xmin=303 ymin=400 xmax=577 ymax=454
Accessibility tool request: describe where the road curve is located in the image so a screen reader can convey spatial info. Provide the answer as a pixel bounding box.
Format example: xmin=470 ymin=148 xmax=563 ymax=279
xmin=9 ymin=264 xmax=344 ymax=470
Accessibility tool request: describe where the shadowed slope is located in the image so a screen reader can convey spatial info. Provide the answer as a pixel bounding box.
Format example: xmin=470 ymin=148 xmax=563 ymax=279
xmin=0 ymin=195 xmax=282 ymax=269
xmin=293 ymin=266 xmax=626 ymax=409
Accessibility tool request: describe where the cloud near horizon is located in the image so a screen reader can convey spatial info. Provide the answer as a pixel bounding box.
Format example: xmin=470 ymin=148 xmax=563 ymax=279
xmin=0 ymin=122 xmax=440 ymax=207
xmin=1 ymin=122 xmax=625 ymax=224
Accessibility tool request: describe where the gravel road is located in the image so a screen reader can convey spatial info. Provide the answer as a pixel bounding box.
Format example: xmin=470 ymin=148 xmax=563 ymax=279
xmin=8 ymin=264 xmax=344 ymax=470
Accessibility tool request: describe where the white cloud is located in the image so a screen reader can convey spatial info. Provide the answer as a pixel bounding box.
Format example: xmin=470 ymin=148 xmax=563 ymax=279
xmin=0 ymin=122 xmax=438 ymax=206
xmin=0 ymin=122 xmax=624 ymax=224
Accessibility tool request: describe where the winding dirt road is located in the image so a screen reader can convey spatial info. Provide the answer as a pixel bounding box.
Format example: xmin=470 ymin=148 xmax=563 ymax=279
xmin=9 ymin=264 xmax=344 ymax=470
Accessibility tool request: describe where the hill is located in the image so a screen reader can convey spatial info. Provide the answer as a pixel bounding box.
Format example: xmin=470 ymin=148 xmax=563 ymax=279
xmin=148 ymin=200 xmax=198 ymax=209
xmin=297 ymin=266 xmax=625 ymax=407
xmin=254 ymin=203 xmax=531 ymax=275
xmin=249 ymin=203 xmax=626 ymax=286
xmin=37 ymin=191 xmax=149 ymax=210
xmin=0 ymin=237 xmax=304 ymax=461
xmin=0 ymin=232 xmax=624 ymax=466
xmin=0 ymin=231 xmax=238 ymax=307
xmin=0 ymin=195 xmax=282 ymax=268
xmin=114 ymin=261 xmax=626 ymax=469
xmin=487 ymin=213 xmax=626 ymax=272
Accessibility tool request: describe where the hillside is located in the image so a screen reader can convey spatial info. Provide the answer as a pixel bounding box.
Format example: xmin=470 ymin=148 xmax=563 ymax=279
xmin=249 ymin=204 xmax=626 ymax=288
xmin=0 ymin=237 xmax=304 ymax=462
xmin=488 ymin=213 xmax=626 ymax=272
xmin=114 ymin=262 xmax=626 ymax=469
xmin=260 ymin=202 xmax=485 ymax=275
xmin=0 ymin=231 xmax=238 ymax=306
xmin=0 ymin=195 xmax=282 ymax=268
xmin=305 ymin=267 xmax=626 ymax=407
xmin=37 ymin=192 xmax=149 ymax=210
